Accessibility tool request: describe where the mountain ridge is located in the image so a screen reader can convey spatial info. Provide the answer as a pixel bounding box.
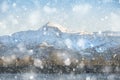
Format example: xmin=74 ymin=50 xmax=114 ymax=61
xmin=0 ymin=22 xmax=120 ymax=59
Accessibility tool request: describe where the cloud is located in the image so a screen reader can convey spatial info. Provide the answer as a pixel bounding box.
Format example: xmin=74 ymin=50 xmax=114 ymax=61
xmin=100 ymin=0 xmax=113 ymax=3
xmin=1 ymin=1 xmax=9 ymax=13
xmin=72 ymin=4 xmax=92 ymax=15
xmin=109 ymin=12 xmax=120 ymax=31
xmin=0 ymin=21 xmax=7 ymax=30
xmin=8 ymin=15 xmax=19 ymax=25
xmin=0 ymin=14 xmax=20 ymax=35
xmin=27 ymin=10 xmax=41 ymax=26
xmin=0 ymin=0 xmax=120 ymax=36
xmin=43 ymin=6 xmax=57 ymax=14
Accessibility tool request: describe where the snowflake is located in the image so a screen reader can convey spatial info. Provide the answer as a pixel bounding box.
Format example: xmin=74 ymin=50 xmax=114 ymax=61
xmin=64 ymin=58 xmax=71 ymax=66
xmin=64 ymin=39 xmax=72 ymax=49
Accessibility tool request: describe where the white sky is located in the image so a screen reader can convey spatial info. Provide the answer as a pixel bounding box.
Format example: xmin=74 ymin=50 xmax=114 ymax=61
xmin=0 ymin=0 xmax=120 ymax=35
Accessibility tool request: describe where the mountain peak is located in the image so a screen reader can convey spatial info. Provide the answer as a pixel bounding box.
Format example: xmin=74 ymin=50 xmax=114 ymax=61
xmin=44 ymin=22 xmax=68 ymax=32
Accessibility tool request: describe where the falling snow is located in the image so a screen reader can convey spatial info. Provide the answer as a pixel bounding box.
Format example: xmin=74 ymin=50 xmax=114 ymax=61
xmin=64 ymin=39 xmax=72 ymax=49
xmin=0 ymin=0 xmax=120 ymax=80
xmin=34 ymin=59 xmax=43 ymax=69
xmin=64 ymin=58 xmax=71 ymax=66
xmin=77 ymin=39 xmax=86 ymax=49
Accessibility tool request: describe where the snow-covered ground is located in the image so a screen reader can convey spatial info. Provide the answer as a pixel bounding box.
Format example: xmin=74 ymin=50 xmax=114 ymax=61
xmin=0 ymin=22 xmax=120 ymax=58
xmin=0 ymin=73 xmax=119 ymax=80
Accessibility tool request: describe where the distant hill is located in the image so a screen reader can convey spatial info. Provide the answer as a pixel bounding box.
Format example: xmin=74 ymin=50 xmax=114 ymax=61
xmin=0 ymin=22 xmax=120 ymax=59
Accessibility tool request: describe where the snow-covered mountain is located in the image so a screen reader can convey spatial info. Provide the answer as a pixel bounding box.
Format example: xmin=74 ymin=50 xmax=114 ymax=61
xmin=0 ymin=22 xmax=120 ymax=59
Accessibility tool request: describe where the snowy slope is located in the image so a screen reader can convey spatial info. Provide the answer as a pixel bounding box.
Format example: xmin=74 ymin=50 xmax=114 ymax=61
xmin=0 ymin=22 xmax=120 ymax=57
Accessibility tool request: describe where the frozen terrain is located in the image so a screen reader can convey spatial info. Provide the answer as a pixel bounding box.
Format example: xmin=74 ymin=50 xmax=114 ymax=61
xmin=0 ymin=22 xmax=119 ymax=80
xmin=0 ymin=22 xmax=120 ymax=58
xmin=0 ymin=22 xmax=119 ymax=74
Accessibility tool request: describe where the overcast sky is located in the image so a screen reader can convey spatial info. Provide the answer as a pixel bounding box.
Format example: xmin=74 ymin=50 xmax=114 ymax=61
xmin=0 ymin=0 xmax=120 ymax=35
